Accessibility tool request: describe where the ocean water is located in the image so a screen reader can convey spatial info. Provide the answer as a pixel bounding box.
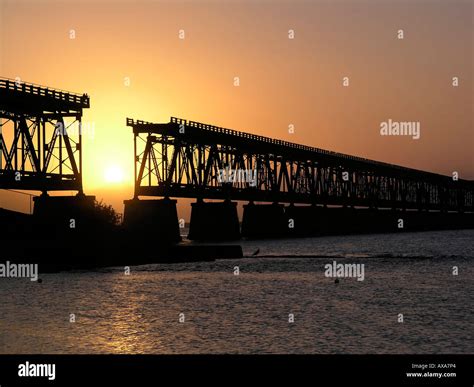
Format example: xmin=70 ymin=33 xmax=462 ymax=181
xmin=0 ymin=230 xmax=473 ymax=354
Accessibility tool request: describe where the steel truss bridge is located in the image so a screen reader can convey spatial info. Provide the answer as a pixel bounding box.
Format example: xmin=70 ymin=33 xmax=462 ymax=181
xmin=128 ymin=117 xmax=474 ymax=212
xmin=0 ymin=77 xmax=89 ymax=192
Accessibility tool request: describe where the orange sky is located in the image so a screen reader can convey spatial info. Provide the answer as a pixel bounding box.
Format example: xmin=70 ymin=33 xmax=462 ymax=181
xmin=0 ymin=0 xmax=472 ymax=219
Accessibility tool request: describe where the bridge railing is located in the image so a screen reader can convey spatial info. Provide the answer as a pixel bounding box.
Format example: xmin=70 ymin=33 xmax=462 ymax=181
xmin=127 ymin=118 xmax=154 ymax=126
xmin=0 ymin=77 xmax=90 ymax=108
xmin=127 ymin=116 xmax=473 ymax=187
xmin=175 ymin=117 xmax=434 ymax=176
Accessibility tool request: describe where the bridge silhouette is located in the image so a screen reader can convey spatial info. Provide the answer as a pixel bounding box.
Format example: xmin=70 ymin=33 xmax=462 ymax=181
xmin=0 ymin=77 xmax=88 ymax=192
xmin=1 ymin=78 xmax=473 ymax=241
xmin=127 ymin=117 xmax=473 ymax=211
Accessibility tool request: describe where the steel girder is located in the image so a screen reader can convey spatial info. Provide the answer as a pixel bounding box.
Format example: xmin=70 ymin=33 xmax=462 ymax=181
xmin=0 ymin=78 xmax=88 ymax=192
xmin=128 ymin=117 xmax=474 ymax=212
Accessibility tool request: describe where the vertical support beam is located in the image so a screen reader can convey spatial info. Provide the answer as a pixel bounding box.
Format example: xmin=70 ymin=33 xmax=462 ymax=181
xmin=78 ymin=115 xmax=83 ymax=194
xmin=133 ymin=130 xmax=138 ymax=198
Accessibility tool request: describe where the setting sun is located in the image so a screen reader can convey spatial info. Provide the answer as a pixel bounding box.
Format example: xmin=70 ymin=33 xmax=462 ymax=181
xmin=104 ymin=165 xmax=124 ymax=184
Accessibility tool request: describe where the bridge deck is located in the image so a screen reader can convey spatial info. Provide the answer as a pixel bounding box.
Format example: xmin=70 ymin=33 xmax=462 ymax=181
xmin=127 ymin=117 xmax=472 ymax=188
xmin=0 ymin=78 xmax=89 ymax=114
xmin=0 ymin=78 xmax=87 ymax=193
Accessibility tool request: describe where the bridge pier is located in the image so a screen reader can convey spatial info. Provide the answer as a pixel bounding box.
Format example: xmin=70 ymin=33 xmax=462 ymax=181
xmin=188 ymin=200 xmax=240 ymax=241
xmin=32 ymin=194 xmax=97 ymax=236
xmin=241 ymin=202 xmax=287 ymax=238
xmin=285 ymin=204 xmax=320 ymax=236
xmin=308 ymin=206 xmax=359 ymax=235
xmin=123 ymin=198 xmax=181 ymax=243
xmin=283 ymin=206 xmax=403 ymax=236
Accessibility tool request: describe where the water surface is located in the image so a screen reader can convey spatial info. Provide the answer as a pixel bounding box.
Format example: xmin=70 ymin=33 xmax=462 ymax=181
xmin=1 ymin=230 xmax=472 ymax=354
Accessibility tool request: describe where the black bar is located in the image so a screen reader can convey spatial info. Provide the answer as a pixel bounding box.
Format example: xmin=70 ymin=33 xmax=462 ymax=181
xmin=0 ymin=355 xmax=472 ymax=386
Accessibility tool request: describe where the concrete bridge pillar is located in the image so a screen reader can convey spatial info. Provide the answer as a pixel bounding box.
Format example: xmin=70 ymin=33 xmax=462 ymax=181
xmin=313 ymin=206 xmax=357 ymax=235
xmin=123 ymin=198 xmax=181 ymax=243
xmin=285 ymin=204 xmax=320 ymax=236
xmin=241 ymin=202 xmax=287 ymax=238
xmin=284 ymin=206 xmax=375 ymax=235
xmin=188 ymin=200 xmax=240 ymax=241
xmin=33 ymin=194 xmax=96 ymax=236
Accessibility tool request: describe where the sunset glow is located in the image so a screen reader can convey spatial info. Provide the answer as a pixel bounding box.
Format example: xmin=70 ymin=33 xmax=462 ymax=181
xmin=104 ymin=165 xmax=124 ymax=184
xmin=1 ymin=0 xmax=473 ymax=376
xmin=0 ymin=0 xmax=472 ymax=217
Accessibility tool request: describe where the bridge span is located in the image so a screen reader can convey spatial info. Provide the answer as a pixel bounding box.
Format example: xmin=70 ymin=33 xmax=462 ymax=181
xmin=1 ymin=75 xmax=473 ymax=242
xmin=0 ymin=77 xmax=89 ymax=192
xmin=124 ymin=117 xmax=474 ymax=240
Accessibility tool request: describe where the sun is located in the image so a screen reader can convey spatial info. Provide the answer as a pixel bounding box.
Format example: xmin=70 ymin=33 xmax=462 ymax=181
xmin=104 ymin=165 xmax=124 ymax=184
